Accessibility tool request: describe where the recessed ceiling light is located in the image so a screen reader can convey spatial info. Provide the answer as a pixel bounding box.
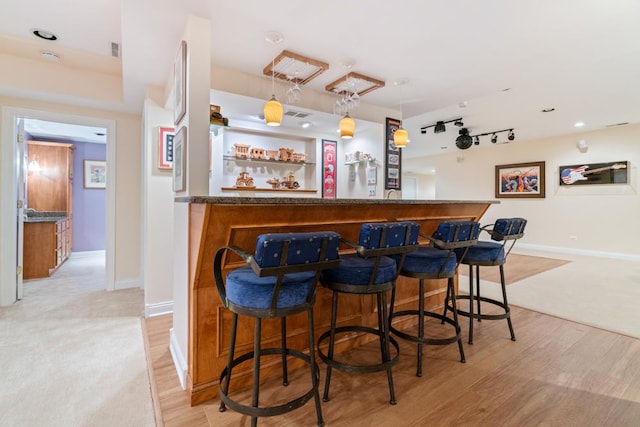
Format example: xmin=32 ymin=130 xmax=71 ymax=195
xmin=574 ymin=122 xmax=585 ymax=127
xmin=31 ymin=28 xmax=58 ymax=41
xmin=300 ymin=121 xmax=311 ymax=129
xmin=40 ymin=50 xmax=60 ymax=62
xmin=458 ymin=101 xmax=468 ymax=108
xmin=264 ymin=31 xmax=284 ymax=44
xmin=95 ymin=132 xmax=105 ymax=136
xmin=541 ymin=108 xmax=555 ymax=113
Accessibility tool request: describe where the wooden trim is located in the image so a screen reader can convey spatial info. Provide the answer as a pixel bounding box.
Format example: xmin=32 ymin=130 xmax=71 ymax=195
xmin=325 ymin=71 xmax=386 ymax=96
xmin=262 ymin=50 xmax=329 ymax=85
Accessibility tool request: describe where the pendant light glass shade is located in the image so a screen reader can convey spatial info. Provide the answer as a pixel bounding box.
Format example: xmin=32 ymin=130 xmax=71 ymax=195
xmin=394 ymin=127 xmax=408 ymax=148
xmin=264 ymin=95 xmax=283 ymax=126
xmin=339 ymin=113 xmax=355 ymax=139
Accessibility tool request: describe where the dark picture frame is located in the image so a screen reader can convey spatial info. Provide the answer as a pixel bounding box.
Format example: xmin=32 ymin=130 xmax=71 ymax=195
xmin=385 ymin=117 xmax=401 ymax=190
xmin=173 ymin=40 xmax=187 ymax=125
xmin=158 ymin=127 xmax=175 ymax=169
xmin=558 ymin=161 xmax=628 ymax=186
xmin=495 ymin=161 xmax=545 ymax=198
xmin=321 ymin=139 xmax=337 ymax=199
xmin=172 ymin=126 xmax=187 ymax=192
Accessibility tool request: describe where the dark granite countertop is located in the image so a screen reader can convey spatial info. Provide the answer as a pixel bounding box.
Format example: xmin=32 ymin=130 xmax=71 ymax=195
xmin=176 ymin=196 xmax=498 ymax=205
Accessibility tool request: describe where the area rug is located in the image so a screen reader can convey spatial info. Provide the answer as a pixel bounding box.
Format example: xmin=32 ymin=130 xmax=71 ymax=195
xmin=458 ymin=253 xmax=571 ymax=285
xmin=0 ymin=253 xmax=155 ymax=426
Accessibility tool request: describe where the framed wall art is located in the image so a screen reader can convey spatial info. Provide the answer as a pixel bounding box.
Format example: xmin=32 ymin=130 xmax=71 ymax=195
xmin=158 ymin=127 xmax=175 ymax=169
xmin=172 ymin=127 xmax=187 ymax=192
xmin=173 ymin=40 xmax=187 ymax=125
xmin=559 ymin=161 xmax=628 ymax=186
xmin=385 ymin=117 xmax=402 ymax=190
xmin=495 ymin=161 xmax=545 ymax=198
xmin=322 ymin=139 xmax=337 ymax=199
xmin=84 ymin=160 xmax=106 ymax=189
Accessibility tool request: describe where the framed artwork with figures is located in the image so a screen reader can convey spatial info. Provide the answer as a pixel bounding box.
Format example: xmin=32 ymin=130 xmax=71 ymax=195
xmin=385 ymin=117 xmax=402 ymax=190
xmin=495 ymin=161 xmax=545 ymax=198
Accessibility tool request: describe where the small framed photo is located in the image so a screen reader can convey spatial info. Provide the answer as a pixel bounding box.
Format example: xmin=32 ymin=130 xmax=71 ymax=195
xmin=158 ymin=127 xmax=175 ymax=169
xmin=172 ymin=127 xmax=187 ymax=192
xmin=84 ymin=160 xmax=106 ymax=189
xmin=173 ymin=40 xmax=187 ymax=125
xmin=495 ymin=161 xmax=545 ymax=198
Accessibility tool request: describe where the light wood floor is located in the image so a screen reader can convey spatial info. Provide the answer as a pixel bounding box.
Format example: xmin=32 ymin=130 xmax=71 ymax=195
xmin=144 ymin=304 xmax=640 ymax=426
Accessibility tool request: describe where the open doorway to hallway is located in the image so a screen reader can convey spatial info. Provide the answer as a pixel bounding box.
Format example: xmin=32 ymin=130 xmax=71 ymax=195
xmin=21 ymin=118 xmax=107 ymax=295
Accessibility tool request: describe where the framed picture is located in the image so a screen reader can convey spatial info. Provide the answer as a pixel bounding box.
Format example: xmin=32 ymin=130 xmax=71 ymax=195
xmin=158 ymin=127 xmax=175 ymax=169
xmin=322 ymin=139 xmax=337 ymax=199
xmin=495 ymin=161 xmax=545 ymax=198
xmin=84 ymin=160 xmax=106 ymax=189
xmin=385 ymin=117 xmax=402 ymax=190
xmin=559 ymin=161 xmax=628 ymax=186
xmin=172 ymin=127 xmax=187 ymax=192
xmin=173 ymin=40 xmax=187 ymax=125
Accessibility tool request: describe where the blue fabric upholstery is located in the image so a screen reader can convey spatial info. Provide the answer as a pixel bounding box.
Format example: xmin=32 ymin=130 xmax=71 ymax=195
xmin=432 ymin=221 xmax=480 ymax=245
xmin=358 ymin=221 xmax=420 ymax=249
xmin=491 ymin=218 xmax=527 ymax=240
xmin=226 ymin=268 xmax=316 ymax=309
xmin=323 ymin=254 xmax=397 ymax=285
xmin=402 ymin=247 xmax=457 ymax=277
xmin=254 ymin=232 xmax=340 ymax=267
xmin=225 ymin=231 xmax=341 ymax=310
xmin=456 ymin=241 xmax=505 ymax=265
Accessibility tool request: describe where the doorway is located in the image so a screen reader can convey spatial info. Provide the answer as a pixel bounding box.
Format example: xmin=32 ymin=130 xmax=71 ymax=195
xmin=0 ymin=106 xmax=116 ymax=306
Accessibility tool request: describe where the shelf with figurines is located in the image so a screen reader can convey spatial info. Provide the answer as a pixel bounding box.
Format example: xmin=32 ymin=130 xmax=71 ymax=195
xmin=221 ymin=170 xmax=317 ymax=193
xmin=344 ymin=152 xmax=376 ymax=165
xmin=224 ymin=145 xmax=315 ymax=165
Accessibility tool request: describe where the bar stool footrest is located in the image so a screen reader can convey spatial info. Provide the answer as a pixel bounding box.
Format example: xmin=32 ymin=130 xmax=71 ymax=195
xmin=219 ymin=347 xmax=319 ymax=418
xmin=390 ymin=310 xmax=461 ymax=346
xmin=450 ymin=295 xmax=511 ymax=321
xmin=317 ymin=325 xmax=400 ymax=374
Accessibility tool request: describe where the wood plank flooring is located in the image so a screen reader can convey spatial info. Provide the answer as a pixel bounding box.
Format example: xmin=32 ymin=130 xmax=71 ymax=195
xmin=144 ymin=305 xmax=640 ymax=426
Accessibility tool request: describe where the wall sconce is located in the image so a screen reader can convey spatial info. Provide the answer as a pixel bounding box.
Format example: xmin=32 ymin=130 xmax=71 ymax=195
xmin=421 ymin=117 xmax=463 ymax=134
xmin=577 ymin=139 xmax=588 ymax=153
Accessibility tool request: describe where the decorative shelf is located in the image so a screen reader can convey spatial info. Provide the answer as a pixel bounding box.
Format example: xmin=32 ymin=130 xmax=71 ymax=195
xmin=344 ymin=159 xmax=376 ymax=165
xmin=223 ymin=155 xmax=314 ymax=166
xmin=221 ymin=187 xmax=317 ymax=193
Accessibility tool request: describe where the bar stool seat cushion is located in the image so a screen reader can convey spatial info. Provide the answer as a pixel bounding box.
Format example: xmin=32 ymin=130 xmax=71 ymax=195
xmin=456 ymin=241 xmax=505 ymax=265
xmin=322 ymin=254 xmax=396 ymax=286
xmin=226 ymin=267 xmax=316 ymax=310
xmin=401 ymin=247 xmax=457 ymax=276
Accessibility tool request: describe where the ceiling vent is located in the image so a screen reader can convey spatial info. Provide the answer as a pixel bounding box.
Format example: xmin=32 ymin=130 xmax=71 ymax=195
xmin=284 ymin=109 xmax=310 ymax=118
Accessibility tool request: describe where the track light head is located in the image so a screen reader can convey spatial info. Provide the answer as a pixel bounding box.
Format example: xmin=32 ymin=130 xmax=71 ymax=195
xmin=434 ymin=121 xmax=446 ymax=134
xmin=455 ymin=128 xmax=473 ymax=150
xmin=474 ymin=136 xmax=480 ymax=145
xmin=491 ymin=133 xmax=498 ymax=144
xmin=508 ymin=129 xmax=515 ymax=141
xmin=454 ymin=119 xmax=464 ymax=127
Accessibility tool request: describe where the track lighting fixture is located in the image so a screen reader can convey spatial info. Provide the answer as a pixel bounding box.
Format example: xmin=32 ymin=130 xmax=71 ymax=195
xmin=464 ymin=128 xmax=515 ymax=147
xmin=491 ymin=134 xmax=498 ymax=143
xmin=508 ymin=129 xmax=515 ymax=141
xmin=474 ymin=136 xmax=480 ymax=145
xmin=455 ymin=128 xmax=473 ymax=150
xmin=420 ymin=118 xmax=463 ymax=134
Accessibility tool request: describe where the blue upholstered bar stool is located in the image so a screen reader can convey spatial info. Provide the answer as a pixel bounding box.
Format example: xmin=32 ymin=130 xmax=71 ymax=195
xmin=213 ymin=231 xmax=341 ymax=427
xmin=317 ymin=222 xmax=419 ymax=405
xmin=446 ymin=217 xmax=527 ymax=344
xmin=389 ymin=221 xmax=480 ymax=377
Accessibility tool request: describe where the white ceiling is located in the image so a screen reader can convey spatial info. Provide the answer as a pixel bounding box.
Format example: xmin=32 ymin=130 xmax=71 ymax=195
xmin=2 ymin=1 xmax=640 ymax=160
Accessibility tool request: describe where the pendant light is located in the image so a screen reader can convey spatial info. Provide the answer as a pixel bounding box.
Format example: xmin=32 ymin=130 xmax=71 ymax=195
xmin=339 ymin=112 xmax=355 ymax=139
xmin=394 ymin=94 xmax=409 ymax=148
xmin=264 ymin=57 xmax=283 ymax=126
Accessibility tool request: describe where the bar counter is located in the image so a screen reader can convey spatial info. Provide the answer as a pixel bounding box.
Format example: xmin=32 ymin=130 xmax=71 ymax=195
xmin=177 ymin=196 xmax=496 ymax=405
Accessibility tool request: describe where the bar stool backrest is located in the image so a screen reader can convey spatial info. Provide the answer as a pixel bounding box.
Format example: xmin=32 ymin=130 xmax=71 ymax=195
xmin=489 ymin=218 xmax=527 ymax=242
xmin=358 ymin=221 xmax=420 ymax=251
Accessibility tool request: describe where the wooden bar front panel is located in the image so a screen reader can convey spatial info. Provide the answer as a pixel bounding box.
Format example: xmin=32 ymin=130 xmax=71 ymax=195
xmin=186 ymin=200 xmax=492 ymax=405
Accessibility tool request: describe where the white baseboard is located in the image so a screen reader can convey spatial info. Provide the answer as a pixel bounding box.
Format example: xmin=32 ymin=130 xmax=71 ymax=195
xmin=169 ymin=327 xmax=188 ymax=390
xmin=69 ymin=250 xmax=105 ymax=259
xmin=517 ymin=243 xmax=640 ymax=262
xmin=115 ymin=279 xmax=142 ymax=290
xmin=145 ymin=301 xmax=173 ymax=318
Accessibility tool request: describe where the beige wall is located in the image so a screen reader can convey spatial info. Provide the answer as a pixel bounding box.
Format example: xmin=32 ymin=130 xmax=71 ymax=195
xmin=0 ymin=95 xmax=142 ymax=292
xmin=404 ymin=124 xmax=640 ymax=258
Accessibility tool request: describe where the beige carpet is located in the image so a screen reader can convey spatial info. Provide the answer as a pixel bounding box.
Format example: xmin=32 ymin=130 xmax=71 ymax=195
xmin=458 ymin=253 xmax=571 ymax=285
xmin=461 ymin=248 xmax=640 ymax=339
xmin=0 ymin=252 xmax=155 ymax=427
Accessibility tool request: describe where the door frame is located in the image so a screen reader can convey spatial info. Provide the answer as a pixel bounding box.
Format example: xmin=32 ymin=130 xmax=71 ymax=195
xmin=1 ymin=106 xmax=116 ymax=305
